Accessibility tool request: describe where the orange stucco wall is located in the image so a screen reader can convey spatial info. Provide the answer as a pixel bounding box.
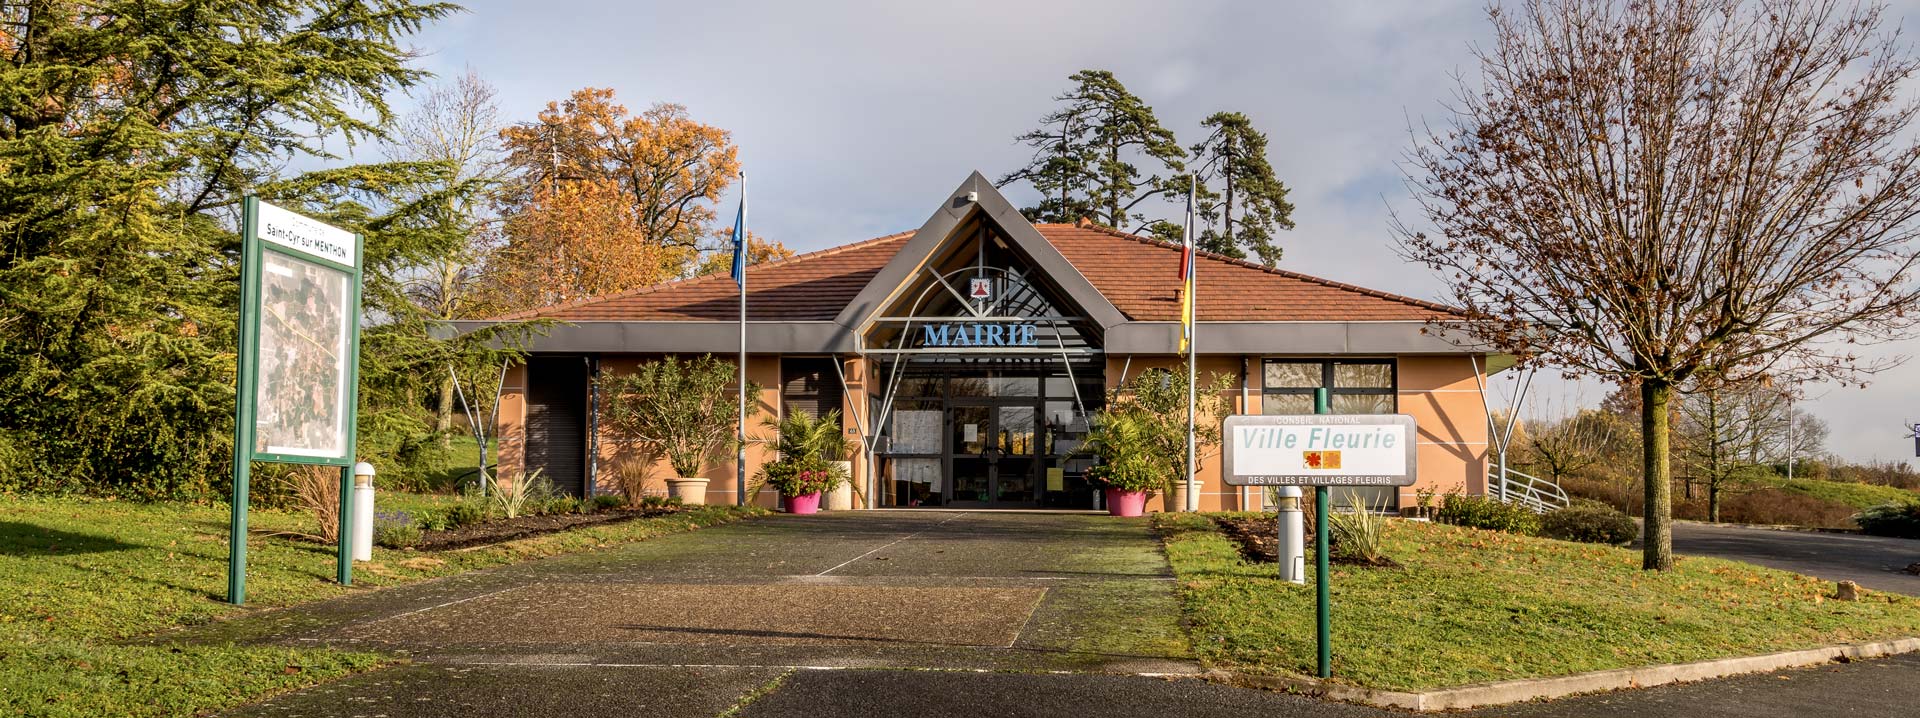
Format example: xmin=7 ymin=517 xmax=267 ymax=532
xmin=1397 ymin=355 xmax=1490 ymax=505
xmin=497 ymin=351 xmax=1492 ymax=512
xmin=584 ymin=355 xmax=781 ymax=508
xmin=1100 ymin=354 xmax=1490 ymax=512
xmin=496 ymin=361 xmax=527 ymax=484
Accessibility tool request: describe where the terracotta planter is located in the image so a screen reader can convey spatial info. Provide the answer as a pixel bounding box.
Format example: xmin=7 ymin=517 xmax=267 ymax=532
xmin=784 ymin=491 xmax=823 ymax=515
xmin=1167 ymin=482 xmax=1190 ymax=513
xmin=1105 ymin=489 xmax=1147 ymax=517
xmin=825 ymin=461 xmax=855 ymax=510
xmin=666 ymin=477 xmax=709 ymax=505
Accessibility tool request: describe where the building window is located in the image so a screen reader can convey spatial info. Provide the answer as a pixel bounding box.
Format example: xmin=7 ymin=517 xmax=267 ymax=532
xmin=1261 ymin=359 xmax=1395 ymax=415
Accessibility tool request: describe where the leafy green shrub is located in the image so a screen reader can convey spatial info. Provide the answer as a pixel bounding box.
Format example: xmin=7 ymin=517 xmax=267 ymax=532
xmin=445 ymin=500 xmax=489 ymax=528
xmin=638 ymin=495 xmax=681 ymax=509
xmin=373 ymin=512 xmax=422 ymax=549
xmin=413 ymin=509 xmax=450 ymax=532
xmin=591 ymin=494 xmax=628 ymax=511
xmin=1539 ymin=501 xmax=1635 ymax=544
xmin=1855 ymin=501 xmax=1920 ymax=538
xmin=539 ymin=496 xmax=582 ymax=515
xmin=1436 ymin=494 xmax=1540 ymax=535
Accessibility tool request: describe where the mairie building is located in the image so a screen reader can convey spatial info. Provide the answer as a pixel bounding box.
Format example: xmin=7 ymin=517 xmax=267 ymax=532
xmin=463 ymin=172 xmax=1504 ymax=512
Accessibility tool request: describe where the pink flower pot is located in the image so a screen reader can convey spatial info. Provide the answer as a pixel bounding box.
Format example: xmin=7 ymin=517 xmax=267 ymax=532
xmin=1105 ymin=489 xmax=1147 ymax=517
xmin=784 ymin=492 xmax=822 ymax=515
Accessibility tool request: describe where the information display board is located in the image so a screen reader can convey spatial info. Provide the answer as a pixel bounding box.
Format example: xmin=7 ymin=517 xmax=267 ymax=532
xmin=1220 ymin=414 xmax=1418 ymax=487
xmin=229 ymin=197 xmax=363 ymax=604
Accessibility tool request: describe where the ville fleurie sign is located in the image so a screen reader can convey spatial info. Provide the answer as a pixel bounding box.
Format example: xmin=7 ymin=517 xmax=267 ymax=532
xmin=1222 ymin=405 xmax=1418 ymax=682
xmin=1220 ymin=414 xmax=1418 ymax=487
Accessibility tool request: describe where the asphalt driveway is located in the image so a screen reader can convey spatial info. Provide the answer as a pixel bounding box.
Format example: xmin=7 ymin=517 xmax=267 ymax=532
xmin=1667 ymin=521 xmax=1920 ymax=595
xmin=206 ymin=510 xmax=1920 ymax=718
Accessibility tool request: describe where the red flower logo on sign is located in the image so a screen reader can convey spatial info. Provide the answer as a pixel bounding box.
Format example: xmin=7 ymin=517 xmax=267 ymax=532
xmin=1303 ymin=451 xmax=1343 ymax=470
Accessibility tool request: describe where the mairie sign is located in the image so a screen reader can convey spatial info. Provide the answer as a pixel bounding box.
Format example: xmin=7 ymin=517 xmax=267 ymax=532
xmin=920 ymin=322 xmax=1038 ymax=348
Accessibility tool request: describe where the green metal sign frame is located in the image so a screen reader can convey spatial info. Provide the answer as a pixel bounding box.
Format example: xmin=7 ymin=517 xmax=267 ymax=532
xmin=227 ymin=196 xmax=364 ymax=605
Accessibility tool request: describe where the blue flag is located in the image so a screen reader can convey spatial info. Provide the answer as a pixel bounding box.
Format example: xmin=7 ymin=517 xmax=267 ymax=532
xmin=729 ymin=174 xmax=747 ymax=286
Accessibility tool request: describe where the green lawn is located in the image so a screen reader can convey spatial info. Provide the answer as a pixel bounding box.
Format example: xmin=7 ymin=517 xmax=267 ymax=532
xmin=1772 ymin=478 xmax=1919 ymax=510
xmin=1154 ymin=512 xmax=1920 ymax=691
xmin=0 ymin=494 xmax=760 ymax=717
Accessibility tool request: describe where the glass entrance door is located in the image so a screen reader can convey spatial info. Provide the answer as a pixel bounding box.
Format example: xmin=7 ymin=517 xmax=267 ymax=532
xmin=949 ymin=405 xmax=992 ymax=503
xmin=946 ymin=400 xmax=1040 ymax=507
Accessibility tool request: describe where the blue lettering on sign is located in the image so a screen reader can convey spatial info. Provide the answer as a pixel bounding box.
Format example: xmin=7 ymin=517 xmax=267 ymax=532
xmin=921 ymin=323 xmax=1038 ymax=348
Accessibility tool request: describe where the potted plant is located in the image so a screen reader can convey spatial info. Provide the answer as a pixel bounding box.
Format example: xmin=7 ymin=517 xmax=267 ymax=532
xmin=1083 ymin=412 xmax=1161 ymax=517
xmin=761 ymin=459 xmax=844 ymax=514
xmin=755 ymin=409 xmax=854 ymax=513
xmin=1088 ymin=370 xmax=1235 ymax=512
xmin=601 ymin=355 xmax=762 ymax=506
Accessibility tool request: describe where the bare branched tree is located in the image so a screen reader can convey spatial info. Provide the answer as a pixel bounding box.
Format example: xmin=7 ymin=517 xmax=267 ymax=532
xmin=1396 ymin=0 xmax=1920 ymax=570
xmin=1524 ymin=409 xmax=1626 ymax=485
xmin=384 ymin=68 xmax=510 ymax=437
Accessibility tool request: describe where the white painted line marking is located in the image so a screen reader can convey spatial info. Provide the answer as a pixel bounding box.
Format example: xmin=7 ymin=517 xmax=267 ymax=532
xmin=374 ymin=585 xmax=525 ymax=624
xmin=1005 ymin=587 xmax=1048 ymax=649
xmin=814 ymin=511 xmax=971 ymax=577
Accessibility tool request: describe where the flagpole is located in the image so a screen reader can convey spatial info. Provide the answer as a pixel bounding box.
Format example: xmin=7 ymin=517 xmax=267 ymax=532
xmin=736 ymin=172 xmax=748 ymax=507
xmin=1185 ymin=182 xmax=1199 ymax=513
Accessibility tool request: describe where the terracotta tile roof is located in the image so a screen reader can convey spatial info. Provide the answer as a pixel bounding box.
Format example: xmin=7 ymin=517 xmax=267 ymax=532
xmin=496 ymin=223 xmax=1459 ymax=323
xmin=1042 ymin=223 xmax=1460 ymax=322
xmin=492 ymin=232 xmax=913 ymax=322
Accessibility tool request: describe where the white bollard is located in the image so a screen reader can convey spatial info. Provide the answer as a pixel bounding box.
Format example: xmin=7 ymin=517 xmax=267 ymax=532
xmin=351 ymin=462 xmax=375 ymax=562
xmin=1276 ymin=485 xmax=1306 ymax=584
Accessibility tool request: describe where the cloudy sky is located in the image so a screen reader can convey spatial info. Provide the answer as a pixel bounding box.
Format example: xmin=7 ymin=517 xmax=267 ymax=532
xmin=399 ymin=0 xmax=1920 ymax=466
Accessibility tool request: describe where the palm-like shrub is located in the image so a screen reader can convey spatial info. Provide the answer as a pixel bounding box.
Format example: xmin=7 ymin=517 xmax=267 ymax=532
xmin=754 ymin=409 xmax=853 ymax=497
xmin=1327 ymin=490 xmax=1393 ymax=565
xmin=1083 ymin=412 xmax=1162 ymax=494
xmin=493 ymin=469 xmax=550 ymax=520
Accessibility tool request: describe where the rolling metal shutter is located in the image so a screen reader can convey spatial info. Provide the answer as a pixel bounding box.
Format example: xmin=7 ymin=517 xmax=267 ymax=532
xmin=524 ymin=356 xmax=588 ymax=497
xmin=780 ymin=358 xmax=844 ymax=426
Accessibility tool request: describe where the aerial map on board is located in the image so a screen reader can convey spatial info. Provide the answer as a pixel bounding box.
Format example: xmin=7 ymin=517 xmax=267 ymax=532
xmin=252 ymin=249 xmax=351 ymax=457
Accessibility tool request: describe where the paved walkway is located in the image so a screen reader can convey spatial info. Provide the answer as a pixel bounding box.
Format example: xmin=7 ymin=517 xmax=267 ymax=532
xmin=205 ymin=511 xmax=1920 ymax=718
xmin=1668 ymin=521 xmax=1920 ymax=595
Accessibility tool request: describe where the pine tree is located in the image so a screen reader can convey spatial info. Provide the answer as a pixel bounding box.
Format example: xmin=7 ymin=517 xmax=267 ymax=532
xmin=1002 ymin=70 xmax=1185 ymax=228
xmin=0 ymin=0 xmax=475 ymax=497
xmin=1189 ymin=112 xmax=1295 ymax=264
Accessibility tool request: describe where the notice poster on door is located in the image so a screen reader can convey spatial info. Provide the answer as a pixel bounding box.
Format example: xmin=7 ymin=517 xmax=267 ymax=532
xmin=963 ymin=423 xmax=979 ymax=442
xmin=892 ymin=410 xmax=941 ymax=454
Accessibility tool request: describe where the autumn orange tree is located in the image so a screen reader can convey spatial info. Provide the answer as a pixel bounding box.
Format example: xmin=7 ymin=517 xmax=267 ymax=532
xmin=1398 ymin=0 xmax=1920 ymax=570
xmin=693 ymin=229 xmax=794 ymax=277
xmin=485 ymin=88 xmax=794 ymax=310
xmin=483 ymin=178 xmax=696 ymax=309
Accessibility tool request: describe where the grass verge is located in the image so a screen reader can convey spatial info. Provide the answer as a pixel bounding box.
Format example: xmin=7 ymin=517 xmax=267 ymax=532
xmin=1771 ymin=478 xmax=1919 ymax=511
xmin=1154 ymin=512 xmax=1920 ymax=691
xmin=0 ymin=495 xmax=761 ymax=717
